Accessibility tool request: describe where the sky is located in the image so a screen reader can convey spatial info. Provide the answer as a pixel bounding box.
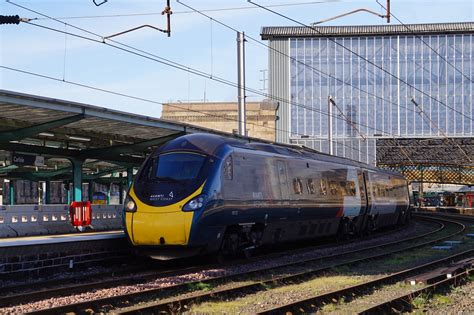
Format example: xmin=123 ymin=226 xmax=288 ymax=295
xmin=1 ymin=0 xmax=473 ymax=119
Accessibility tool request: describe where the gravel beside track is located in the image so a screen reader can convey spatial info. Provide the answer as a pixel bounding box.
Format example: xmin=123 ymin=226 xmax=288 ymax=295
xmin=190 ymin=274 xmax=378 ymax=314
xmin=418 ymin=277 xmax=474 ymax=314
xmin=189 ymin=251 xmax=473 ymax=314
xmin=322 ymin=282 xmax=425 ymax=314
xmin=0 ymin=220 xmax=435 ymax=314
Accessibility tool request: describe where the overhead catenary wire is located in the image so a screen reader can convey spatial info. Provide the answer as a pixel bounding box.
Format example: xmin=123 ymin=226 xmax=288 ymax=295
xmin=1 ymin=65 xmax=370 ymax=158
xmin=4 ymin=1 xmax=411 ymax=164
xmin=30 ymin=1 xmax=342 ymax=20
xmin=175 ymin=0 xmax=436 ymax=157
xmin=376 ymin=0 xmax=474 ymax=85
xmin=175 ymin=0 xmax=430 ymax=162
xmin=6 ymin=2 xmax=462 ymax=167
xmin=12 ymin=0 xmax=432 ymax=152
xmin=176 ymin=1 xmax=421 ymax=118
xmin=0 ymin=65 xmax=291 ymax=138
xmin=329 ymin=96 xmax=367 ymax=141
xmin=252 ymin=0 xmax=474 ymax=164
xmin=411 ymin=98 xmax=472 ymax=163
xmin=5 ymin=2 xmax=428 ymax=164
xmin=6 ymin=0 xmax=396 ymax=142
xmin=62 ymin=24 xmax=68 ymax=81
xmin=247 ymin=0 xmax=473 ymax=123
xmin=24 ymin=18 xmax=389 ymax=140
xmin=177 ymin=0 xmax=474 ymax=164
xmin=177 ymin=1 xmax=472 ymax=166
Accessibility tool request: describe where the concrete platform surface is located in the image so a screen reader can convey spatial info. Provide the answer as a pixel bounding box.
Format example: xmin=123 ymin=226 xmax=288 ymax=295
xmin=0 ymin=230 xmax=125 ymax=248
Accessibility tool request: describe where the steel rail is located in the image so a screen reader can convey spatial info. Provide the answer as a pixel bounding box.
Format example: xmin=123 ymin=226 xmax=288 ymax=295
xmin=0 ymin=218 xmax=417 ymax=306
xmin=358 ymin=267 xmax=473 ymax=314
xmin=416 ymin=211 xmax=474 ymax=222
xmin=0 ymin=257 xmax=147 ymax=293
xmin=0 ymin=263 xmax=208 ymax=307
xmin=27 ymin=216 xmax=458 ymax=315
xmin=114 ymin=217 xmax=464 ymax=314
xmin=259 ymin=251 xmax=474 ymax=314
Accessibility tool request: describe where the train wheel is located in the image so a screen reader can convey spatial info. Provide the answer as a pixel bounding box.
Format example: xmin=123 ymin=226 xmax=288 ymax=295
xmin=218 ymin=232 xmax=240 ymax=261
xmin=366 ymin=217 xmax=375 ymax=235
xmin=396 ymin=212 xmax=404 ymax=227
xmin=337 ymin=220 xmax=350 ymax=241
xmin=243 ymin=247 xmax=254 ymax=259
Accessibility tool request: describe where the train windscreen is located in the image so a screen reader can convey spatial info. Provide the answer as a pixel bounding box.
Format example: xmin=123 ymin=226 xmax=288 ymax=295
xmin=155 ymin=152 xmax=206 ymax=181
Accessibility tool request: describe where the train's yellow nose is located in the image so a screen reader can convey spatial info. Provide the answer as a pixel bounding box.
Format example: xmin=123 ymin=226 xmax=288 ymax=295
xmin=125 ymin=184 xmax=204 ymax=246
xmin=128 ymin=211 xmax=192 ymax=245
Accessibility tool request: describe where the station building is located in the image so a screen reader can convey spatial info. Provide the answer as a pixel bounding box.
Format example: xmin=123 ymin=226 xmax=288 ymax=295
xmin=161 ymin=100 xmax=278 ymax=141
xmin=261 ymin=22 xmax=474 ymax=166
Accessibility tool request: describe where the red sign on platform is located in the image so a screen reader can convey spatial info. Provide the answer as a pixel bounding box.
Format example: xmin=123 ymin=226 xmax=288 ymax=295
xmin=69 ymin=201 xmax=92 ymax=227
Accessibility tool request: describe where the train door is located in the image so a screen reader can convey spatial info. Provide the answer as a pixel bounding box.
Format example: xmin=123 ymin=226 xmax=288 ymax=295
xmin=276 ymin=160 xmax=289 ymax=202
xmin=361 ymin=170 xmax=374 ymax=232
xmin=364 ymin=171 xmax=374 ymax=213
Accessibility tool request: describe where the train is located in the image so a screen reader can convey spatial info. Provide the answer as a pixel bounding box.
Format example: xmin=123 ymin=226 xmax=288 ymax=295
xmin=124 ymin=133 xmax=411 ymax=259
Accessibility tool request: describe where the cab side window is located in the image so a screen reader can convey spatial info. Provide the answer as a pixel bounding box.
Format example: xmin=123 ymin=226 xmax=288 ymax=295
xmin=223 ymin=155 xmax=233 ymax=180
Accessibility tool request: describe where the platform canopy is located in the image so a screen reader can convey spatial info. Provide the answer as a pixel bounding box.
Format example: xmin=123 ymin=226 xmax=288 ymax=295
xmin=0 ymin=90 xmax=231 ymax=186
xmin=376 ymin=137 xmax=474 ymax=185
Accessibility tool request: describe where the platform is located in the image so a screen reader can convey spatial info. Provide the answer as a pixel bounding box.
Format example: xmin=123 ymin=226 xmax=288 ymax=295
xmin=0 ymin=230 xmax=125 ymax=248
xmin=419 ymin=206 xmax=474 ymax=216
xmin=0 ymin=230 xmax=129 ymax=280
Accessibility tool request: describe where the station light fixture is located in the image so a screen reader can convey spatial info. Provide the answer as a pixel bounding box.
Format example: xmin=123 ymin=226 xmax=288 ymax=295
xmin=38 ymin=132 xmax=55 ymax=137
xmin=67 ymin=135 xmax=91 ymax=142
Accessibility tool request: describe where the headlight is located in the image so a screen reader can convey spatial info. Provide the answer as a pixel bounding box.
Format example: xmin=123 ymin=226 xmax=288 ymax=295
xmin=124 ymin=195 xmax=137 ymax=212
xmin=183 ymin=194 xmax=207 ymax=212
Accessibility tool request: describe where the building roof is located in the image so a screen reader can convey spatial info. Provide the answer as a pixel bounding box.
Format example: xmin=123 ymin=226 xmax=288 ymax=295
xmin=0 ymin=90 xmax=234 ymax=182
xmin=0 ymin=90 xmax=289 ymax=182
xmin=376 ymin=137 xmax=474 ymax=185
xmin=261 ymin=22 xmax=474 ymax=39
xmin=162 ymin=101 xmax=278 ymax=114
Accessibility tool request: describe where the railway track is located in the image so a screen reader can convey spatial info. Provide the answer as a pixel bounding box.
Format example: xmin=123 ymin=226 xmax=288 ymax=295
xmin=6 ymin=215 xmax=463 ymax=314
xmin=359 ymin=267 xmax=473 ymax=314
xmin=258 ymin=251 xmax=474 ymax=314
xmin=256 ymin=214 xmax=474 ymax=314
xmin=0 ymin=216 xmax=422 ymax=307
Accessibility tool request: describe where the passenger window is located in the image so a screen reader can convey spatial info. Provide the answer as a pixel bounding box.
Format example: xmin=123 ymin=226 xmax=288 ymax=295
xmin=307 ymin=179 xmax=316 ymax=194
xmin=320 ymin=179 xmax=328 ymax=195
xmin=329 ymin=181 xmax=338 ymax=196
xmin=293 ymin=178 xmax=303 ymax=195
xmin=351 ymin=182 xmax=357 ymax=196
xmin=345 ymin=181 xmax=356 ymax=196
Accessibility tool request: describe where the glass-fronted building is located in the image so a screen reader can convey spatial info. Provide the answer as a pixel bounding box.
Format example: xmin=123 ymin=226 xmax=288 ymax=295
xmin=262 ymin=22 xmax=474 ymax=165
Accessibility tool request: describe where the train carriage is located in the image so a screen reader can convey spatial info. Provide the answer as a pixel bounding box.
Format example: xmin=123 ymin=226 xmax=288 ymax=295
xmin=124 ymin=133 xmax=410 ymax=259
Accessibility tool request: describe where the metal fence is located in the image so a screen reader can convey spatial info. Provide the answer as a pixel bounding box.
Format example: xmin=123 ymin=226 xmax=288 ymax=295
xmin=0 ymin=204 xmax=123 ymax=238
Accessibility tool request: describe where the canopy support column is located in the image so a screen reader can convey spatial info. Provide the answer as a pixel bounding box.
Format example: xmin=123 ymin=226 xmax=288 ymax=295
xmin=45 ymin=179 xmax=51 ymax=204
xmin=88 ymin=180 xmax=94 ymax=202
xmin=65 ymin=182 xmax=71 ymax=204
xmin=119 ymin=173 xmax=124 ymax=204
xmin=71 ymin=159 xmax=83 ymax=202
xmin=9 ymin=180 xmax=14 ymax=205
xmin=107 ymin=183 xmax=111 ymax=205
xmin=127 ymin=168 xmax=133 ymax=188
